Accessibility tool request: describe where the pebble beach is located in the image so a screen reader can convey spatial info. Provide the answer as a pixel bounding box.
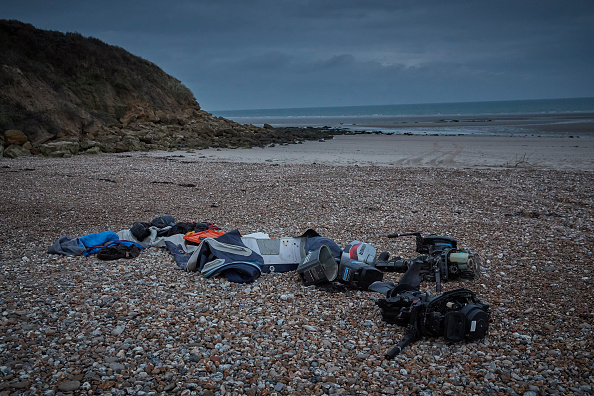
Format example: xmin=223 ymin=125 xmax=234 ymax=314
xmin=1 ymin=134 xmax=593 ymax=395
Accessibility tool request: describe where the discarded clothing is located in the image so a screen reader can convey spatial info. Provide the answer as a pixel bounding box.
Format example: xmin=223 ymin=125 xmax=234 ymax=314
xmin=48 ymin=231 xmax=144 ymax=257
xmin=84 ymin=240 xmax=144 ymax=256
xmin=97 ymin=243 xmax=141 ymax=260
xmin=130 ymin=222 xmax=152 ymax=241
xmin=165 ymin=239 xmax=194 ymax=269
xmin=186 ymin=229 xmax=264 ymax=283
xmin=78 ymin=231 xmax=119 ymax=255
xmin=300 ymin=229 xmax=342 ymax=259
xmin=47 ymin=236 xmax=85 ymax=256
xmin=201 ymin=260 xmax=262 ymax=283
xmin=168 ymin=222 xmax=220 ymax=237
xmin=117 ymin=220 xmax=220 ymax=247
xmin=48 ymin=231 xmax=120 ymax=257
xmin=151 ymin=215 xmax=175 ymax=228
xmin=184 ymin=229 xmax=226 ymax=244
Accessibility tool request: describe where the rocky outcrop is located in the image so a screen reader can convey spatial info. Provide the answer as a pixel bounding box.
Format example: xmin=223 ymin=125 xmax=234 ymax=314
xmin=0 ymin=20 xmax=336 ymax=158
xmin=3 ymin=144 xmax=31 ymax=158
xmin=2 ymin=129 xmax=31 ymax=158
xmin=4 ymin=129 xmax=28 ymax=145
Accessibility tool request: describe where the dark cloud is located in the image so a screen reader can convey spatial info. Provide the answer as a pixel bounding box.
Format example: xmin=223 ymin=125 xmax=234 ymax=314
xmin=3 ymin=0 xmax=593 ymax=109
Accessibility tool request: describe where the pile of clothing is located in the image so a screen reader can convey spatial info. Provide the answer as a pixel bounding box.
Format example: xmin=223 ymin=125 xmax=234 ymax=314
xmin=47 ymin=216 xmax=342 ymax=284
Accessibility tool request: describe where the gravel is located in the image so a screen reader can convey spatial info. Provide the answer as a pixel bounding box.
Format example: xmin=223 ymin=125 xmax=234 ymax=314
xmin=0 ymin=152 xmax=592 ymax=395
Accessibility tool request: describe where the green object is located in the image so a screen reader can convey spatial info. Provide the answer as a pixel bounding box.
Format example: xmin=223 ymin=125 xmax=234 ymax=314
xmin=449 ymin=252 xmax=469 ymax=270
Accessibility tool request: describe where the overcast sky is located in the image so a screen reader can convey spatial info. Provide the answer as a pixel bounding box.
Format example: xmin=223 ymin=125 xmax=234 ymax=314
xmin=3 ymin=0 xmax=594 ymax=111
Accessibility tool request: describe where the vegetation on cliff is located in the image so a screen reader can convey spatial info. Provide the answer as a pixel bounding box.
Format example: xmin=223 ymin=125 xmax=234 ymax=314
xmin=0 ymin=20 xmax=340 ymax=157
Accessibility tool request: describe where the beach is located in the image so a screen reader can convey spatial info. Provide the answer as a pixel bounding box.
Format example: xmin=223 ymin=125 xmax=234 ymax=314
xmin=167 ymin=133 xmax=594 ymax=171
xmin=1 ymin=134 xmax=593 ymax=395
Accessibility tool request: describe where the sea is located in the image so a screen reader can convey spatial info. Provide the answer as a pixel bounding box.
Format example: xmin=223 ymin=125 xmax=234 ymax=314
xmin=212 ymin=97 xmax=594 ymax=137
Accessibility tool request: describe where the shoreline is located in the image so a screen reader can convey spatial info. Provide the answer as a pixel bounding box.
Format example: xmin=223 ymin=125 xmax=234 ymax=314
xmin=225 ymin=111 xmax=594 ymax=138
xmin=139 ymin=133 xmax=594 ymax=171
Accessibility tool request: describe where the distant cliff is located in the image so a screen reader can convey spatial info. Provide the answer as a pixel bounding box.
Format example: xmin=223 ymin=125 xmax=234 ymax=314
xmin=0 ymin=20 xmax=336 ymax=158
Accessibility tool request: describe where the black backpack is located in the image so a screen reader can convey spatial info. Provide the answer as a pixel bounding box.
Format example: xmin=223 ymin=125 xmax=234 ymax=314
xmin=97 ymin=243 xmax=141 ymax=260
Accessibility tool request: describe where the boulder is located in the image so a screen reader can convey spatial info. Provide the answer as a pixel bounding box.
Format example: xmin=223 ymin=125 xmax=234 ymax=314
xmin=3 ymin=144 xmax=32 ymax=158
xmin=97 ymin=141 xmax=117 ymax=153
xmin=121 ymin=134 xmax=145 ymax=151
xmin=80 ymin=139 xmax=98 ymax=150
xmin=114 ymin=141 xmax=129 ymax=153
xmin=39 ymin=141 xmax=80 ymax=156
xmin=31 ymin=131 xmax=55 ymax=146
xmin=4 ymin=129 xmax=28 ymax=145
xmin=48 ymin=151 xmax=73 ymax=158
xmin=84 ymin=147 xmax=102 ymax=155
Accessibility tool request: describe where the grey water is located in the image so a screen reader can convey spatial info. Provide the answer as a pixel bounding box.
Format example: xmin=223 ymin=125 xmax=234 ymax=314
xmin=212 ymin=97 xmax=594 ymax=137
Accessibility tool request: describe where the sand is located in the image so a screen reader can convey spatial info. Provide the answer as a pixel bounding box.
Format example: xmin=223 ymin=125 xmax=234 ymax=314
xmin=157 ymin=134 xmax=594 ymax=171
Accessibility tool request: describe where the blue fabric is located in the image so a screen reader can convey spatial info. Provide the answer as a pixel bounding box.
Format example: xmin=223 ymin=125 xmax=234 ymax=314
xmin=304 ymin=236 xmax=342 ymax=260
xmin=196 ymin=229 xmax=264 ymax=270
xmin=85 ymin=240 xmax=145 ymax=255
xmin=78 ymin=231 xmax=119 ymax=249
xmin=202 ymin=261 xmax=262 ymax=283
xmin=193 ymin=229 xmax=263 ymax=283
xmin=165 ymin=241 xmax=191 ymax=270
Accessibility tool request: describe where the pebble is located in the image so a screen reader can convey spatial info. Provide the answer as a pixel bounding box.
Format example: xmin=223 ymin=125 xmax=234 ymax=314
xmin=112 ymin=324 xmax=126 ymax=335
xmin=274 ymin=382 xmax=285 ymax=391
xmin=1 ymin=154 xmax=592 ymax=395
xmin=58 ymin=381 xmax=80 ymax=391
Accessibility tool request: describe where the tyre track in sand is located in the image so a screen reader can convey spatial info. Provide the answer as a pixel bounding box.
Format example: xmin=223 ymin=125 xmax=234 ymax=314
xmin=396 ymin=141 xmax=464 ymax=167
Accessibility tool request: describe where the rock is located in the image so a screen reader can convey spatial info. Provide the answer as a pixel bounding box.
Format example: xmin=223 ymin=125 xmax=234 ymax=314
xmin=3 ymin=144 xmax=31 ymax=158
xmin=109 ymin=362 xmax=125 ymax=372
xmin=115 ymin=141 xmax=131 ymax=152
xmin=163 ymin=383 xmax=176 ymax=391
xmin=4 ymin=129 xmax=28 ymax=145
xmin=121 ymin=134 xmax=145 ymax=151
xmin=39 ymin=141 xmax=80 ymax=156
xmin=58 ymin=380 xmax=80 ymax=391
xmin=31 ymin=131 xmax=54 ymax=146
xmin=274 ymin=382 xmax=285 ymax=391
xmin=80 ymin=139 xmax=98 ymax=150
xmin=543 ymin=324 xmax=555 ymax=331
xmin=112 ymin=325 xmax=126 ymax=335
xmin=9 ymin=380 xmax=30 ymax=389
xmin=84 ymin=146 xmax=103 ymax=154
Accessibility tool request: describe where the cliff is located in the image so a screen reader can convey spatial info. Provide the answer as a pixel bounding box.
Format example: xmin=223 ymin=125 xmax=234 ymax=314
xmin=0 ymin=20 xmax=335 ymax=158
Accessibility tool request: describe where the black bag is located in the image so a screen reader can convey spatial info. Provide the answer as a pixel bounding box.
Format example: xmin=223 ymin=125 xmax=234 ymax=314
xmin=131 ymin=222 xmax=151 ymax=241
xmin=97 ymin=243 xmax=141 ymax=260
xmin=151 ymin=215 xmax=175 ymax=228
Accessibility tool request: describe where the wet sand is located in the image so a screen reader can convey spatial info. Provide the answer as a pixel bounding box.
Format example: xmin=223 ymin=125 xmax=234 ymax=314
xmin=153 ymin=134 xmax=594 ymax=171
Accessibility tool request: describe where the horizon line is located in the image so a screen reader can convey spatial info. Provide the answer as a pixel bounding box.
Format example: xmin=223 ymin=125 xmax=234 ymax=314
xmin=209 ymin=96 xmax=594 ymax=114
